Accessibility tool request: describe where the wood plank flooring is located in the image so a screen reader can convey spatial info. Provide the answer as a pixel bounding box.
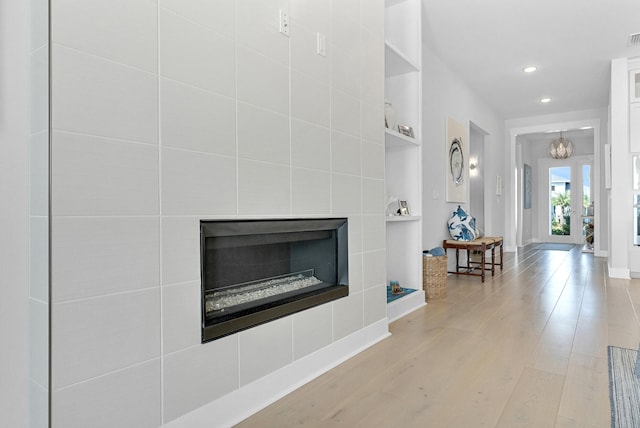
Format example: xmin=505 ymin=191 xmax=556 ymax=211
xmin=236 ymin=245 xmax=640 ymax=427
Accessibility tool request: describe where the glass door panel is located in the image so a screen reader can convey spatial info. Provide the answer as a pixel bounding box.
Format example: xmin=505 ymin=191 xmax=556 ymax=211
xmin=549 ymin=166 xmax=572 ymax=238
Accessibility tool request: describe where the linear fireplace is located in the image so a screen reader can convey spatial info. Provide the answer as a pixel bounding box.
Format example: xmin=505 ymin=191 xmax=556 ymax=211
xmin=200 ymin=218 xmax=349 ymax=342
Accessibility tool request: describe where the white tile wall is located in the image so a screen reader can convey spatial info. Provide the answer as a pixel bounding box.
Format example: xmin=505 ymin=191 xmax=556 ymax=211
xmin=51 ymin=217 xmax=160 ymax=302
xmin=161 ymin=217 xmax=200 ymax=286
xmin=159 ymin=8 xmax=235 ymax=98
xmin=347 ymin=215 xmax=363 ymax=254
xmin=52 ymin=288 xmax=160 ymax=388
xmin=29 ymin=299 xmax=48 ymax=388
xmin=360 ymin=0 xmax=385 ymax=34
xmin=363 ymin=284 xmax=387 ymax=326
xmin=333 ymin=291 xmax=364 ymax=340
xmin=238 ymin=102 xmax=290 ymax=165
xmin=29 ymin=381 xmax=48 ymax=428
xmin=292 ymin=167 xmax=330 ymax=215
xmin=331 ymin=131 xmax=362 ymax=176
xmin=236 ymin=0 xmax=289 ymax=64
xmin=291 ymin=70 xmax=330 ymax=127
xmin=30 ymin=46 xmax=48 ymax=134
xmin=163 ymin=335 xmax=239 ymax=422
xmin=332 ymin=173 xmax=362 ymax=215
xmin=292 ymin=303 xmax=333 ymax=359
xmin=50 ymin=0 xmax=386 ymax=425
xmin=362 ymin=215 xmax=386 ymax=252
xmin=53 ymin=359 xmax=162 ymax=428
xmin=239 ymin=317 xmax=293 ymax=385
xmin=51 ymin=131 xmax=159 ymax=216
xmin=331 ymin=89 xmax=361 ymax=138
xmin=290 ymin=22 xmax=330 ymax=84
xmin=237 ymin=46 xmax=289 ymax=115
xmin=29 ymin=217 xmax=48 ymax=301
xmin=162 ymin=281 xmax=201 ymax=354
xmin=29 ymin=132 xmax=49 ymax=216
xmin=361 ymin=103 xmax=385 ymax=145
xmin=363 ymin=249 xmax=387 ymax=290
xmin=362 ymin=141 xmax=385 ymax=179
xmin=29 ymin=3 xmax=49 ymax=425
xmin=160 ymin=0 xmax=235 ymax=39
xmin=332 ymin=46 xmax=361 ymax=99
xmin=51 ymin=0 xmax=158 ymax=73
xmin=237 ymin=159 xmax=290 ymax=215
xmin=348 ymin=252 xmax=364 ymax=293
xmin=160 ymin=78 xmax=236 ymax=156
xmin=362 ymin=178 xmax=385 ymax=215
xmin=290 ymin=0 xmax=330 ymax=34
xmin=52 ymin=45 xmax=158 ymax=143
xmin=291 ymin=118 xmax=330 ymax=171
xmin=30 ymin=0 xmax=48 ymax=51
xmin=161 ymin=148 xmax=236 ymax=215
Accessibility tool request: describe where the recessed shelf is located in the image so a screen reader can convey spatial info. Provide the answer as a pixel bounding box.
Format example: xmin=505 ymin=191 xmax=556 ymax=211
xmin=385 ymin=42 xmax=419 ymax=76
xmin=385 ymin=128 xmax=419 ymax=148
xmin=386 ymin=215 xmax=421 ymax=222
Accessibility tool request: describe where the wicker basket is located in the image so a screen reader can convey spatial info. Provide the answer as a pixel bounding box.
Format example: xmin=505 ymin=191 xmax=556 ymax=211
xmin=423 ymin=255 xmax=448 ymax=300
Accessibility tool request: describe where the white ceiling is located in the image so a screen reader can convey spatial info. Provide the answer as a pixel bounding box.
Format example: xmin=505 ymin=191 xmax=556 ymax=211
xmin=422 ymin=0 xmax=640 ymax=120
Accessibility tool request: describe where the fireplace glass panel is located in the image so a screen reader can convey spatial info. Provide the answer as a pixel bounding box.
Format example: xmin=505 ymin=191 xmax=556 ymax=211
xmin=201 ymin=218 xmax=348 ymax=342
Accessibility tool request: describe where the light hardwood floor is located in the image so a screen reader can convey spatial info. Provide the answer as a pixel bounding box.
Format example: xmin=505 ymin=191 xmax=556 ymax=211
xmin=236 ymin=245 xmax=640 ymax=427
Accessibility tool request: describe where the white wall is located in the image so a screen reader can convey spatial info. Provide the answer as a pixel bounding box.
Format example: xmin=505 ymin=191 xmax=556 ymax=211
xmin=49 ymin=1 xmax=388 ymax=426
xmin=609 ymin=58 xmax=635 ymax=277
xmin=0 ymin=1 xmax=30 ymax=426
xmin=421 ymin=43 xmax=505 ymax=250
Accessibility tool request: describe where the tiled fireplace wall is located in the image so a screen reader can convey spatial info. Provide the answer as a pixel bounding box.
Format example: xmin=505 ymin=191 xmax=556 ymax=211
xmin=49 ymin=0 xmax=386 ymax=426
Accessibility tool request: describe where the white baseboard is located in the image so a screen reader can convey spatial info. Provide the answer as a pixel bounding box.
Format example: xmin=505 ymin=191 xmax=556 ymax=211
xmin=386 ymin=289 xmax=426 ymax=323
xmin=594 ymin=250 xmax=607 ymax=258
xmin=163 ymin=319 xmax=390 ymax=428
xmin=608 ymin=265 xmax=631 ymax=279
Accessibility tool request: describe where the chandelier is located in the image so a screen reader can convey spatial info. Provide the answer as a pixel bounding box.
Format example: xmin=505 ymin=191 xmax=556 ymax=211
xmin=548 ymin=132 xmax=574 ymax=159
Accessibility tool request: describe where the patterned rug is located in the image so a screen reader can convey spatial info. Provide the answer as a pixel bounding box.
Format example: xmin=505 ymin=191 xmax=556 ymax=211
xmin=386 ymin=286 xmax=417 ymax=304
xmin=608 ymin=345 xmax=640 ymax=427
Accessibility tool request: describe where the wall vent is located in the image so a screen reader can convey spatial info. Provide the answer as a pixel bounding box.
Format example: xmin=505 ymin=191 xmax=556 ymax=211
xmin=629 ymin=32 xmax=640 ymax=47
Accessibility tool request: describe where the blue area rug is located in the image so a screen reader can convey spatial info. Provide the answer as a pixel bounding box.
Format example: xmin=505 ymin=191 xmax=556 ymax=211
xmin=386 ymin=286 xmax=417 ymax=304
xmin=608 ymin=345 xmax=640 ymax=427
xmin=533 ymin=243 xmax=576 ymax=251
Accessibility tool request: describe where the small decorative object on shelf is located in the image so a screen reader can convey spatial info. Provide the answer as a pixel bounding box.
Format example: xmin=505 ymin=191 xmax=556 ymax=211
xmin=398 ymin=200 xmax=410 ymax=215
xmin=386 ymin=194 xmax=399 ymax=216
xmin=397 ymin=124 xmax=414 ymax=138
xmin=384 ymin=99 xmax=396 ymax=130
xmin=390 ymin=281 xmax=402 ymax=294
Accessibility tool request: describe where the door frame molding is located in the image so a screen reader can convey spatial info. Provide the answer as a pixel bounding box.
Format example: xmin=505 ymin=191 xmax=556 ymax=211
xmin=507 ymin=118 xmax=601 ymax=252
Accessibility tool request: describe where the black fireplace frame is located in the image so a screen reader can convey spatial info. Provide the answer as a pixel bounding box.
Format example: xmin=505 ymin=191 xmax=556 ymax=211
xmin=200 ymin=218 xmax=348 ymax=342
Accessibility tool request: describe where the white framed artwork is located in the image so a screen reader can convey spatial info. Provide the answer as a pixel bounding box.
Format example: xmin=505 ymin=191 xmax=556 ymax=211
xmin=445 ymin=117 xmax=467 ymax=202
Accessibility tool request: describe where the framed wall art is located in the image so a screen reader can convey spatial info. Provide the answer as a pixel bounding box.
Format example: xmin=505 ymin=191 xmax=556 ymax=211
xmin=445 ymin=117 xmax=467 ymax=203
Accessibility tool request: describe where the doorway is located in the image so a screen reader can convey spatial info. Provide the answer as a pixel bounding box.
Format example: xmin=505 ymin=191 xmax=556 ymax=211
xmin=469 ymin=123 xmax=486 ymax=233
xmin=539 ymin=157 xmax=593 ymax=244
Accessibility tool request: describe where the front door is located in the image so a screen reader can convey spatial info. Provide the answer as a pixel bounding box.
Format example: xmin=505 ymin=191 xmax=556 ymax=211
xmin=540 ymin=158 xmax=592 ymax=244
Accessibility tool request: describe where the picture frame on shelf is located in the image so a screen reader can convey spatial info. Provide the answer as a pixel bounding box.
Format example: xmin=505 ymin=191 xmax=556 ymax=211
xmin=397 ymin=124 xmax=414 ymax=138
xmin=398 ymin=200 xmax=410 ymax=215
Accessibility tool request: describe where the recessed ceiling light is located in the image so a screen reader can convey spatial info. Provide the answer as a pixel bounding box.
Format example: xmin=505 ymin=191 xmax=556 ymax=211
xmin=579 ymin=126 xmax=593 ymax=130
xmin=540 ymin=97 xmax=551 ymax=103
xmin=523 ymin=66 xmax=537 ymax=73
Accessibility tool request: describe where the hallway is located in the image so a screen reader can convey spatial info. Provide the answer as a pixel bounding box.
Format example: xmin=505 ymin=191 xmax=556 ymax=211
xmin=237 ymin=246 xmax=639 ymax=427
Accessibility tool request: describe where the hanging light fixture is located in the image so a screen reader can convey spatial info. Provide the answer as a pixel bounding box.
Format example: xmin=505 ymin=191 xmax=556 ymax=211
xmin=549 ymin=131 xmax=574 ymax=159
